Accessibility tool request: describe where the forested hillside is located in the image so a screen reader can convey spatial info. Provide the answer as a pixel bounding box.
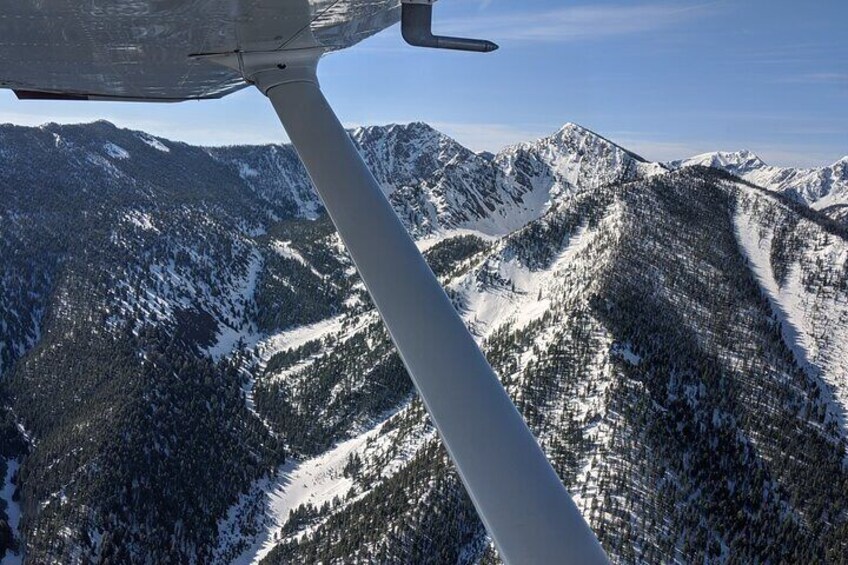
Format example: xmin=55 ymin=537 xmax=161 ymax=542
xmin=1 ymin=121 xmax=845 ymax=563
xmin=260 ymin=168 xmax=848 ymax=564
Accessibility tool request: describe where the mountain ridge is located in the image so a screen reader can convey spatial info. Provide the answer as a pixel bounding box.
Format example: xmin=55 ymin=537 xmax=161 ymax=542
xmin=8 ymin=118 xmax=844 ymax=213
xmin=1 ymin=119 xmax=847 ymax=563
xmin=670 ymin=149 xmax=848 ymax=211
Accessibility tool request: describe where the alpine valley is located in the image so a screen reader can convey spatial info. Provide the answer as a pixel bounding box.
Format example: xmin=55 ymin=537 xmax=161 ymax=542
xmin=1 ymin=120 xmax=847 ymax=564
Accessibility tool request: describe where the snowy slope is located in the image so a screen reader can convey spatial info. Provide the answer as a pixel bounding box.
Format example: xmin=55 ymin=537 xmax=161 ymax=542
xmin=351 ymin=122 xmax=664 ymax=237
xmin=734 ymin=187 xmax=848 ymax=425
xmin=253 ymin=168 xmax=848 ymax=564
xmin=493 ymin=123 xmax=666 ymax=230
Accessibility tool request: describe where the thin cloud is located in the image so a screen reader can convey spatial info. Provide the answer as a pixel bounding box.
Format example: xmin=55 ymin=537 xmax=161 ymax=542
xmin=777 ymin=72 xmax=848 ymax=86
xmin=441 ymin=2 xmax=721 ymax=43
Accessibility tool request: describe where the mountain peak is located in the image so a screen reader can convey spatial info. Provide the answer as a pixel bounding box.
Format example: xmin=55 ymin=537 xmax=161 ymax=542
xmin=554 ymin=122 xmax=587 ymax=135
xmin=345 ymin=121 xmax=479 ymax=206
xmin=492 ymin=122 xmax=665 ymax=219
xmin=713 ymin=150 xmax=767 ymax=168
xmin=551 ymin=122 xmax=604 ymax=143
xmin=671 ymin=150 xmax=768 ymax=174
xmin=351 ymin=121 xmax=442 ymax=140
xmin=41 ymin=119 xmax=119 ymax=132
xmin=545 ymin=122 xmax=650 ymax=164
xmin=348 ymin=122 xmax=471 ymax=158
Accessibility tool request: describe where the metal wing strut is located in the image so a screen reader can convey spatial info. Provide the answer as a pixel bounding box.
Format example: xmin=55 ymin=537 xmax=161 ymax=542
xmin=237 ymin=49 xmax=609 ymax=564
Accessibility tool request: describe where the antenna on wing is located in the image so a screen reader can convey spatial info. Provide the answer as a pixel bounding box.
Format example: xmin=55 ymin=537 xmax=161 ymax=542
xmin=401 ymin=0 xmax=498 ymax=52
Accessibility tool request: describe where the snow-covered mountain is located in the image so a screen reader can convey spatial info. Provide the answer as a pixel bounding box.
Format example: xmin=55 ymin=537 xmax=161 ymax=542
xmin=209 ymin=121 xmax=666 ymax=239
xmin=249 ymin=167 xmax=848 ymax=565
xmin=499 ymin=122 xmax=666 ymax=194
xmin=490 ymin=123 xmax=667 ymax=234
xmin=670 ymin=150 xmax=848 ymax=212
xmin=1 ymin=120 xmax=847 ymax=564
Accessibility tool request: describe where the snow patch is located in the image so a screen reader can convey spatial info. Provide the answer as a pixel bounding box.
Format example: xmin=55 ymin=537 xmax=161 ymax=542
xmin=137 ymin=133 xmax=170 ymax=153
xmin=415 ymin=228 xmax=497 ymax=251
xmin=454 ymin=222 xmax=595 ymax=339
xmin=257 ymin=315 xmax=345 ymax=365
xmin=270 ymin=240 xmax=306 ymax=266
xmin=125 ymin=211 xmax=159 ymax=233
xmin=238 ymin=162 xmax=260 ymax=180
xmin=85 ymin=153 xmax=123 ymax=177
xmin=734 ymin=211 xmax=818 ymax=376
xmin=207 ymin=252 xmax=263 ymax=360
xmin=612 ymin=343 xmax=642 ymax=365
xmin=230 ymin=422 xmax=387 ymax=564
xmin=103 ymin=142 xmax=129 ymax=160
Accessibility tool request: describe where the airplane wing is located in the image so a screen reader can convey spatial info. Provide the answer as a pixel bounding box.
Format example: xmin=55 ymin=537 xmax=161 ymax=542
xmin=0 ymin=0 xmax=399 ymax=101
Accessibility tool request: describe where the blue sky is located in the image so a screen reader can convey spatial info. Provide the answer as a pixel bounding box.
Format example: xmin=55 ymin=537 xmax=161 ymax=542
xmin=0 ymin=0 xmax=845 ymax=167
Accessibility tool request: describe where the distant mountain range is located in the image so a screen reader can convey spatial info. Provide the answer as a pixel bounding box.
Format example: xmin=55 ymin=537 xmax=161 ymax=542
xmin=1 ymin=120 xmax=846 ymax=564
xmin=670 ymin=150 xmax=848 ymax=213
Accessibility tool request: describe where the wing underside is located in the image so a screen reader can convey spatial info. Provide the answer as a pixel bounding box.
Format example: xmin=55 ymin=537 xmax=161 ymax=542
xmin=0 ymin=0 xmax=399 ymax=101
